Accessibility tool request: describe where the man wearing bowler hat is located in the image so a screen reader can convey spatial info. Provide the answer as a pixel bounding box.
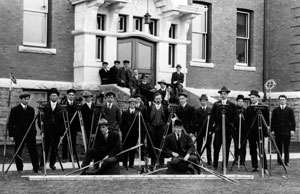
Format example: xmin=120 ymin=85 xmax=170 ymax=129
xmin=171 ymin=64 xmax=184 ymax=96
xmin=211 ymin=86 xmax=237 ymax=170
xmin=195 ymin=94 xmax=213 ymax=165
xmin=245 ymin=90 xmax=269 ymax=173
xmin=40 ymin=88 xmax=63 ymax=170
xmin=8 ymin=92 xmax=39 ymax=173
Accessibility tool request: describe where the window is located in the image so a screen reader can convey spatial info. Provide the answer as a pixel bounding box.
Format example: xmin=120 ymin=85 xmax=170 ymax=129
xmin=169 ymin=24 xmax=176 ymax=39
xmin=97 ymin=14 xmax=105 ymax=30
xmin=96 ymin=36 xmax=104 ymax=61
xmin=168 ymin=44 xmax=175 ymax=68
xmin=236 ymin=11 xmax=250 ymax=65
xmin=149 ymin=19 xmax=157 ymax=36
xmin=23 ymin=0 xmax=48 ymax=47
xmin=192 ymin=4 xmax=207 ymax=62
xmin=118 ymin=15 xmax=127 ymax=32
xmin=133 ymin=17 xmax=143 ymax=31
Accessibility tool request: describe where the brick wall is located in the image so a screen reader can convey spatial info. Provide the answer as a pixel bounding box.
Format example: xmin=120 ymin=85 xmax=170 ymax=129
xmin=0 ymin=0 xmax=74 ymax=82
xmin=186 ymin=0 xmax=264 ymax=91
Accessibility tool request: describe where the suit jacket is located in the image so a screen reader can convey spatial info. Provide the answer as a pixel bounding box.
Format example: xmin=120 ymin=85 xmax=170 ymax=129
xmin=138 ymin=82 xmax=155 ymax=106
xmin=99 ymin=68 xmax=112 ymax=84
xmin=164 ymin=132 xmax=195 ymax=157
xmin=245 ymin=102 xmax=269 ymax=136
xmin=195 ymin=106 xmax=212 ymax=135
xmin=117 ymin=67 xmax=132 ymax=86
xmin=149 ymin=104 xmax=169 ymax=125
xmin=109 ymin=66 xmax=118 ymax=84
xmin=176 ymin=104 xmax=196 ymax=134
xmin=94 ymin=130 xmax=122 ymax=158
xmin=271 ymin=106 xmax=295 ymax=136
xmin=8 ymin=104 xmax=36 ymax=138
xmin=43 ymin=102 xmax=63 ymax=136
xmin=171 ymin=72 xmax=184 ymax=84
xmin=66 ymin=101 xmax=81 ymax=133
xmin=81 ymin=102 xmax=95 ymax=135
xmin=211 ymin=99 xmax=237 ymax=132
xmin=103 ymin=103 xmax=122 ymax=131
xmin=121 ymin=109 xmax=139 ymax=139
xmin=129 ymin=75 xmax=140 ymax=91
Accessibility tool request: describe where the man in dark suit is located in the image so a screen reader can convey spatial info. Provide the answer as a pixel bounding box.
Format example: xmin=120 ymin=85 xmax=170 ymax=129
xmin=171 ymin=64 xmax=184 ymax=96
xmin=211 ymin=86 xmax=237 ymax=170
xmin=121 ymin=98 xmax=139 ymax=169
xmin=62 ymin=89 xmax=80 ymax=162
xmin=175 ymin=93 xmax=196 ymax=135
xmin=138 ymin=74 xmax=156 ymax=107
xmin=164 ymin=119 xmax=199 ymax=174
xmin=103 ymin=92 xmax=122 ymax=139
xmin=109 ymin=60 xmax=120 ymax=84
xmin=99 ymin=62 xmax=112 ymax=85
xmin=157 ymin=79 xmax=167 ymax=100
xmin=40 ymin=88 xmax=63 ymax=170
xmin=81 ymin=91 xmax=95 ymax=144
xmin=81 ymin=119 xmax=122 ymax=175
xmin=148 ymin=92 xmax=169 ymax=166
xmin=117 ymin=60 xmax=132 ymax=88
xmin=245 ymin=90 xmax=269 ymax=173
xmin=8 ymin=92 xmax=39 ymax=173
xmin=271 ymin=95 xmax=296 ymax=167
xmin=195 ymin=94 xmax=212 ymax=165
xmin=129 ymin=69 xmax=140 ymax=96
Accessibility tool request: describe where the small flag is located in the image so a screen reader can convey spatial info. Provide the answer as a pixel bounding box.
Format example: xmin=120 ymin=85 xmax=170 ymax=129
xmin=9 ymin=72 xmax=17 ymax=84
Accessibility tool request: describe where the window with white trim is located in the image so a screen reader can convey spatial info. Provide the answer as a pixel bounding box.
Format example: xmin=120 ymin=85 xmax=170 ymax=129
xmin=96 ymin=36 xmax=104 ymax=61
xmin=149 ymin=19 xmax=157 ymax=36
xmin=97 ymin=14 xmax=105 ymax=30
xmin=133 ymin=17 xmax=143 ymax=31
xmin=236 ymin=11 xmax=250 ymax=66
xmin=192 ymin=4 xmax=207 ymax=62
xmin=23 ymin=0 xmax=48 ymax=47
xmin=118 ymin=15 xmax=127 ymax=32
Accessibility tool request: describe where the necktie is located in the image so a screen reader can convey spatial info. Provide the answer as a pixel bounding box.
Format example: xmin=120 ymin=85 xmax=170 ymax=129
xmin=70 ymin=101 xmax=73 ymax=106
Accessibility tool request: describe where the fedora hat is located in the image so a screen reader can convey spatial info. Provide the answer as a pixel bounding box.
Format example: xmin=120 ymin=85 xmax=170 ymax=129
xmin=157 ymin=79 xmax=167 ymax=85
xmin=218 ymin=86 xmax=230 ymax=94
xmin=199 ymin=94 xmax=208 ymax=101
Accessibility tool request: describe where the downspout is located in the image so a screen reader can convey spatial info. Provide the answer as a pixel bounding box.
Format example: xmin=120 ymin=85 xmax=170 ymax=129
xmin=262 ymin=0 xmax=268 ymax=101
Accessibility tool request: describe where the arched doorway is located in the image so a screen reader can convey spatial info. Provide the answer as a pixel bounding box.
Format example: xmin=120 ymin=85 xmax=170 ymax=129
xmin=117 ymin=37 xmax=156 ymax=85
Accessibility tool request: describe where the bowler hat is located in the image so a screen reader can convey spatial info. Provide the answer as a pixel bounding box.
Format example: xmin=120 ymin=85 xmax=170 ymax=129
xmin=114 ymin=60 xmax=120 ymax=64
xmin=199 ymin=94 xmax=208 ymax=101
xmin=176 ymin=64 xmax=182 ymax=68
xmin=82 ymin=91 xmax=93 ymax=97
xmin=178 ymin=93 xmax=188 ymax=98
xmin=98 ymin=119 xmax=109 ymax=126
xmin=174 ymin=119 xmax=184 ymax=126
xmin=106 ymin=92 xmax=116 ymax=98
xmin=123 ymin=60 xmax=130 ymax=63
xmin=67 ymin=89 xmax=76 ymax=94
xmin=236 ymin=94 xmax=244 ymax=101
xmin=218 ymin=86 xmax=230 ymax=94
xmin=19 ymin=92 xmax=31 ymax=99
xmin=49 ymin=88 xmax=60 ymax=96
xmin=248 ymin=90 xmax=260 ymax=98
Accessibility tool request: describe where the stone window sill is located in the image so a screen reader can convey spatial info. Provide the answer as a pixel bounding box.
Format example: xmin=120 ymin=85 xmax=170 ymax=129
xmin=234 ymin=64 xmax=256 ymax=72
xmin=18 ymin=45 xmax=57 ymax=55
xmin=190 ymin=60 xmax=214 ymax=68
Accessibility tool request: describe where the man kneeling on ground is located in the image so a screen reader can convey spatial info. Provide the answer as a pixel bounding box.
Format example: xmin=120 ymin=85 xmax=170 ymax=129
xmin=81 ymin=119 xmax=121 ymax=175
xmin=163 ymin=119 xmax=200 ymax=174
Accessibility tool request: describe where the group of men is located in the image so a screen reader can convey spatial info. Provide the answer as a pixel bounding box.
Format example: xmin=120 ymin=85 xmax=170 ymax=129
xmin=7 ymin=85 xmax=296 ymax=175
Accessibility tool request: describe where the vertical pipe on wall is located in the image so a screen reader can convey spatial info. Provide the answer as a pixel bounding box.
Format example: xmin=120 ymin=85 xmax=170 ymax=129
xmin=263 ymin=0 xmax=268 ymax=101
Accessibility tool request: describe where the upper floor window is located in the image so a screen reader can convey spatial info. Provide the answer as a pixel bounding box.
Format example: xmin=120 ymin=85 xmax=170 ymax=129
xmin=97 ymin=14 xmax=105 ymax=30
xmin=149 ymin=19 xmax=157 ymax=36
xmin=169 ymin=24 xmax=176 ymax=39
xmin=192 ymin=4 xmax=207 ymax=62
xmin=96 ymin=36 xmax=104 ymax=61
xmin=133 ymin=17 xmax=143 ymax=31
xmin=118 ymin=15 xmax=127 ymax=32
xmin=236 ymin=10 xmax=250 ymax=66
xmin=23 ymin=0 xmax=48 ymax=47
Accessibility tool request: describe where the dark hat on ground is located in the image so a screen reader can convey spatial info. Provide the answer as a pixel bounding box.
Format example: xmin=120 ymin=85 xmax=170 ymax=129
xmin=157 ymin=79 xmax=167 ymax=85
xmin=218 ymin=86 xmax=230 ymax=94
xmin=114 ymin=60 xmax=120 ymax=64
xmin=49 ymin=88 xmax=60 ymax=96
xmin=178 ymin=93 xmax=188 ymax=98
xmin=98 ymin=119 xmax=109 ymax=126
xmin=106 ymin=92 xmax=116 ymax=97
xmin=123 ymin=60 xmax=130 ymax=63
xmin=19 ymin=92 xmax=31 ymax=99
xmin=236 ymin=94 xmax=244 ymax=101
xmin=174 ymin=119 xmax=184 ymax=126
xmin=67 ymin=89 xmax=76 ymax=94
xmin=128 ymin=98 xmax=136 ymax=103
xmin=102 ymin=61 xmax=108 ymax=65
xmin=133 ymin=94 xmax=143 ymax=99
xmin=199 ymin=94 xmax=208 ymax=101
xmin=83 ymin=91 xmax=93 ymax=97
xmin=248 ymin=90 xmax=260 ymax=97
xmin=176 ymin=64 xmax=182 ymax=68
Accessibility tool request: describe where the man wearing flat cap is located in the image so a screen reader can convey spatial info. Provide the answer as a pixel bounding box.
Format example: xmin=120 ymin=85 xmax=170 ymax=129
xmin=164 ymin=119 xmax=200 ymax=174
xmin=121 ymin=98 xmax=139 ymax=169
xmin=171 ymin=64 xmax=184 ymax=97
xmin=176 ymin=93 xmax=196 ymax=136
xmin=195 ymin=94 xmax=213 ymax=165
xmin=211 ymin=86 xmax=237 ymax=170
xmin=99 ymin=62 xmax=113 ymax=85
xmin=81 ymin=119 xmax=122 ymax=175
xmin=109 ymin=60 xmax=120 ymax=84
xmin=8 ymin=92 xmax=39 ymax=173
xmin=40 ymin=88 xmax=63 ymax=170
xmin=245 ymin=90 xmax=269 ymax=173
xmin=81 ymin=91 xmax=95 ymax=144
xmin=116 ymin=60 xmax=132 ymax=88
xmin=233 ymin=94 xmax=248 ymax=166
